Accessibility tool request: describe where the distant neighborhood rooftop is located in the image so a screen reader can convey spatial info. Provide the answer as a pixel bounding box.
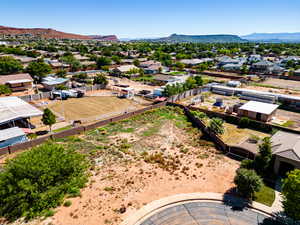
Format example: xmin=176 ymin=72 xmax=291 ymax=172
xmin=0 ymin=73 xmax=33 ymax=85
xmin=0 ymin=97 xmax=42 ymax=124
xmin=239 ymin=101 xmax=279 ymax=115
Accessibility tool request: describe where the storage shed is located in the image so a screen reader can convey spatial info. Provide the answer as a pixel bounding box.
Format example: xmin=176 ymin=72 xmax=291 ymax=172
xmin=237 ymin=101 xmax=278 ymax=122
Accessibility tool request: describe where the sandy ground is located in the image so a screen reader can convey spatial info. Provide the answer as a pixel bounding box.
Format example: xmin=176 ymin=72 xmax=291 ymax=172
xmin=108 ymin=77 xmax=159 ymax=92
xmin=245 ymin=84 xmax=300 ymax=96
xmin=51 ymin=119 xmax=238 ymax=225
xmin=2 ymin=108 xmax=239 ymax=225
xmin=261 ymin=78 xmax=300 ymax=91
xmin=38 ymin=96 xmax=146 ymax=123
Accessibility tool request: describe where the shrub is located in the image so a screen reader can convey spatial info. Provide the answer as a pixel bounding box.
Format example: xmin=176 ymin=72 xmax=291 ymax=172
xmin=282 ymin=169 xmax=300 ymax=221
xmin=191 ymin=110 xmax=207 ymax=120
xmin=0 ymin=143 xmax=88 ymax=221
xmin=0 ymin=84 xmax=12 ymax=95
xmin=93 ymin=74 xmax=108 ymax=86
xmin=63 ymin=200 xmax=72 ymax=207
xmin=239 ymin=117 xmax=250 ymax=128
xmin=208 ymin=117 xmax=224 ymax=135
xmin=234 ymin=168 xmax=263 ymax=199
xmin=240 ymin=159 xmax=254 ymax=169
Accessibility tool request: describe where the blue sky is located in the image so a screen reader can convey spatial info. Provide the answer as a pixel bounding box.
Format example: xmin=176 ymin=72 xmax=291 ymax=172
xmin=1 ymin=0 xmax=300 ymax=38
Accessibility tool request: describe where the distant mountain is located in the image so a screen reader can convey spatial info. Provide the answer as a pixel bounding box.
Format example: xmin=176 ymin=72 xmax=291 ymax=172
xmin=242 ymin=32 xmax=300 ymax=42
xmin=0 ymin=25 xmax=119 ymax=41
xmin=0 ymin=25 xmax=91 ymax=40
xmin=88 ymin=35 xmax=119 ymax=42
xmin=144 ymin=34 xmax=247 ymax=43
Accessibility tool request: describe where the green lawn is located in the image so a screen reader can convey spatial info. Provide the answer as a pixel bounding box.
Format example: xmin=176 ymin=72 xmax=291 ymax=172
xmin=254 ymin=183 xmax=275 ymax=207
xmin=53 ymin=125 xmax=72 ymax=133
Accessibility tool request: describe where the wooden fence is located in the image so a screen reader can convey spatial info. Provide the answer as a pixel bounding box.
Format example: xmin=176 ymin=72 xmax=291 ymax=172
xmin=169 ymin=102 xmax=257 ymax=160
xmin=0 ymin=101 xmax=167 ymax=157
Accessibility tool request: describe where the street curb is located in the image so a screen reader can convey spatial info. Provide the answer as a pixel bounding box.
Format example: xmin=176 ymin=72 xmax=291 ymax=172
xmin=120 ymin=192 xmax=275 ymax=225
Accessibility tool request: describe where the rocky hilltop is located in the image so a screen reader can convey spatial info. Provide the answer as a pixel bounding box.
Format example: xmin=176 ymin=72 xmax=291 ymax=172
xmin=0 ymin=26 xmax=119 ymax=41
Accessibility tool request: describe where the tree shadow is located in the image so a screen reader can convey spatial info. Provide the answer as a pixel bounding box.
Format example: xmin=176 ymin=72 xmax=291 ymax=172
xmin=222 ymin=187 xmax=249 ymax=211
xmin=259 ymin=212 xmax=300 ymax=225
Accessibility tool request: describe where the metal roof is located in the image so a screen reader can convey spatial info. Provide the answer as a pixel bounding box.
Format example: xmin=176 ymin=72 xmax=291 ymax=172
xmin=0 ymin=127 xmax=26 ymax=142
xmin=0 ymin=97 xmax=42 ymax=124
xmin=239 ymin=101 xmax=279 ymax=115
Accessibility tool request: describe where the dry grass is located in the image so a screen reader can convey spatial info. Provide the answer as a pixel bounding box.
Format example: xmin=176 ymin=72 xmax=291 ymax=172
xmin=221 ymin=123 xmax=270 ymax=145
xmin=47 ymin=96 xmax=144 ymax=122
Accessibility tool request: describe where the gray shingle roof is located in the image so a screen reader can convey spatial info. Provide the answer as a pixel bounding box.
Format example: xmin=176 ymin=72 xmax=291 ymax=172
xmin=271 ymin=131 xmax=300 ymax=162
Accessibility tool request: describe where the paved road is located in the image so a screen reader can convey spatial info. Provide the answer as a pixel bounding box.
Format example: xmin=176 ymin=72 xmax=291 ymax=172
xmin=139 ymin=202 xmax=269 ymax=225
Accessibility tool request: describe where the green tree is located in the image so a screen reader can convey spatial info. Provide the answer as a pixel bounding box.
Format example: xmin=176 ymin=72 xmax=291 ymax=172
xmin=96 ymin=56 xmax=111 ymax=69
xmin=41 ymin=108 xmax=56 ymax=132
xmin=175 ymin=62 xmax=185 ymax=70
xmin=111 ymin=55 xmax=121 ymax=64
xmin=0 ymin=84 xmax=12 ymax=95
xmin=93 ymin=74 xmax=108 ymax=86
xmin=26 ymin=61 xmax=52 ymax=81
xmin=194 ymin=75 xmax=203 ymax=86
xmin=282 ymin=169 xmax=300 ymax=221
xmin=55 ymin=69 xmax=67 ymax=78
xmin=60 ymin=54 xmax=82 ymax=72
xmin=239 ymin=117 xmax=250 ymax=128
xmin=133 ymin=59 xmax=140 ymax=67
xmin=185 ymin=77 xmax=197 ymax=89
xmin=254 ymin=137 xmax=272 ymax=175
xmin=234 ymin=168 xmax=263 ymax=199
xmin=0 ymin=143 xmax=88 ymax=221
xmin=241 ymin=65 xmax=249 ymax=74
xmin=208 ymin=117 xmax=224 ymax=135
xmin=0 ymin=56 xmax=23 ymax=75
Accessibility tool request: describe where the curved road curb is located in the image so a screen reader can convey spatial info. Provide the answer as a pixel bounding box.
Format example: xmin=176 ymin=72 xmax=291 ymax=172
xmin=120 ymin=192 xmax=276 ymax=225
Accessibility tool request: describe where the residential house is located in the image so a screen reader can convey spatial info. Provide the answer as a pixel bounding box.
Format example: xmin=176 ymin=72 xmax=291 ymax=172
xmin=251 ymin=60 xmax=274 ymax=73
xmin=271 ymin=131 xmax=300 ymax=175
xmin=42 ymin=76 xmax=69 ymax=91
xmin=269 ymin=65 xmax=285 ymax=75
xmin=0 ymin=96 xmax=43 ymax=127
xmin=45 ymin=59 xmax=69 ymax=70
xmin=294 ymin=69 xmax=300 ymax=76
xmin=112 ymin=65 xmax=139 ymax=76
xmin=74 ymin=54 xmax=89 ymax=61
xmin=0 ymin=73 xmax=33 ymax=92
xmin=139 ymin=60 xmax=162 ymax=74
xmin=0 ymin=127 xmax=28 ymax=148
xmin=281 ymin=56 xmax=300 ymax=64
xmin=222 ymin=63 xmax=243 ymax=72
xmin=217 ymin=56 xmax=240 ymax=68
xmin=248 ymin=54 xmax=262 ymax=63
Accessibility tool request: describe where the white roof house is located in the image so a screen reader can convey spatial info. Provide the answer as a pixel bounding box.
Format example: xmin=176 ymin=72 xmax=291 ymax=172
xmin=0 ymin=97 xmax=42 ymax=124
xmin=238 ymin=101 xmax=279 ymax=115
xmin=116 ymin=65 xmax=138 ymax=73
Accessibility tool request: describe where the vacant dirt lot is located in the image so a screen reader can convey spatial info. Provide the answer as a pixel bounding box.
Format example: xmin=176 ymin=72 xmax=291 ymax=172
xmin=7 ymin=107 xmax=239 ymax=225
xmin=46 ymin=96 xmax=147 ymax=123
xmin=261 ymin=78 xmax=300 ymax=91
